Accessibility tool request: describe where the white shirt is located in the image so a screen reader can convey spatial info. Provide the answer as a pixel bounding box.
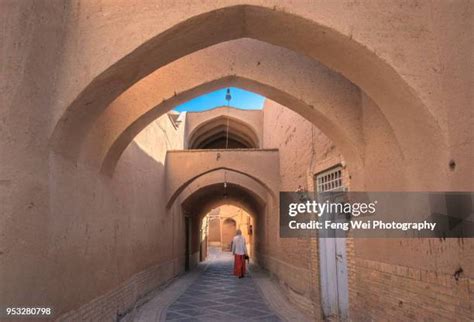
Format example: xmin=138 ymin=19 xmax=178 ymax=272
xmin=231 ymin=235 xmax=248 ymax=255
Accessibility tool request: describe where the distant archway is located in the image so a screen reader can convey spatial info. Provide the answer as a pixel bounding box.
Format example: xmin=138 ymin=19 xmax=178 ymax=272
xmin=188 ymin=114 xmax=259 ymax=149
xmin=181 ymin=182 xmax=265 ymax=267
xmin=221 ymin=218 xmax=237 ymax=251
xmin=176 ymin=169 xmax=271 ymax=211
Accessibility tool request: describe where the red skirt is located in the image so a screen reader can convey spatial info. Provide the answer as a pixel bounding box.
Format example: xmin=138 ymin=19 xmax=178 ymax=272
xmin=233 ymin=254 xmax=246 ymax=277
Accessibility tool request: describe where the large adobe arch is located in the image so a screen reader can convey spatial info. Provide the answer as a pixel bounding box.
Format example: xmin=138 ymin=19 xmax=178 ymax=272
xmin=79 ymin=39 xmax=364 ymax=177
xmin=51 ymin=5 xmax=447 ymax=189
xmin=100 ymin=75 xmax=362 ymax=178
xmin=100 ymin=71 xmax=363 ymax=179
xmin=187 ymin=114 xmax=260 ymax=149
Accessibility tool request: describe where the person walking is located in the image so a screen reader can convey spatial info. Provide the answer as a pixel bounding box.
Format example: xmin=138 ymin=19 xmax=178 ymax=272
xmin=231 ymin=229 xmax=248 ymax=278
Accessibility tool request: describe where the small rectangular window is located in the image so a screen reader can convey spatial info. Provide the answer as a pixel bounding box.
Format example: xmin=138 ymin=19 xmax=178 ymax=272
xmin=315 ymin=166 xmax=344 ymax=192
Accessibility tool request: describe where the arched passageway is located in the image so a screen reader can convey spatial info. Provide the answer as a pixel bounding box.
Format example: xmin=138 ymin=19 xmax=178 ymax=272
xmin=98 ymin=74 xmax=365 ymax=183
xmin=3 ymin=2 xmax=472 ymax=322
xmin=50 ymin=6 xmax=447 ymax=190
xmin=180 ymin=182 xmax=267 ymax=270
xmin=202 ymin=207 xmax=252 ymax=254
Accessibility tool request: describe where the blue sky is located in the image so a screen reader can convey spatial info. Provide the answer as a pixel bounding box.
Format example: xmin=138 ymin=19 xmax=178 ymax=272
xmin=173 ymin=87 xmax=265 ymax=112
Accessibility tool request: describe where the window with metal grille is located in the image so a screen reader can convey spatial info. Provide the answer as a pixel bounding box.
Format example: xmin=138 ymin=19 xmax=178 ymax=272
xmin=315 ymin=166 xmax=344 ymax=192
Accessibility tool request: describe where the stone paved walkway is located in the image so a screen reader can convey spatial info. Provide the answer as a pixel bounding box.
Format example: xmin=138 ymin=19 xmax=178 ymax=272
xmin=127 ymin=248 xmax=312 ymax=322
xmin=164 ymin=252 xmax=281 ymax=321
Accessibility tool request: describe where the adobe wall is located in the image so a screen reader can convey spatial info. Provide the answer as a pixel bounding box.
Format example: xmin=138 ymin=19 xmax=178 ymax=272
xmin=207 ymin=216 xmax=221 ymax=244
xmin=1 ymin=103 xmax=186 ymax=321
xmin=214 ymin=205 xmax=253 ymax=253
xmin=221 ymin=218 xmax=237 ymax=251
xmin=51 ymin=113 xmax=186 ymax=320
xmin=262 ymin=99 xmax=474 ymax=320
xmin=263 ymin=98 xmax=473 ymax=320
xmin=348 ymin=93 xmax=473 ymax=320
xmin=262 ymin=99 xmax=345 ymax=191
xmin=262 ymin=99 xmax=345 ymax=315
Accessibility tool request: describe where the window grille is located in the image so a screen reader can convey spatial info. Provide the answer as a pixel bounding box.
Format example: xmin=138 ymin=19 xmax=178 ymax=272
xmin=315 ymin=166 xmax=343 ymax=192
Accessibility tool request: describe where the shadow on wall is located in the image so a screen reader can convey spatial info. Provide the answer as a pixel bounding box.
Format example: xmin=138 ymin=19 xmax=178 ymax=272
xmin=49 ymin=140 xmax=180 ymax=319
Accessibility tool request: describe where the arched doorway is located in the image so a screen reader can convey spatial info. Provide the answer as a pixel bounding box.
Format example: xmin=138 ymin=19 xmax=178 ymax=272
xmin=221 ymin=217 xmax=236 ymax=251
xmin=180 ymin=179 xmax=267 ymax=269
xmin=187 ymin=113 xmax=260 ymax=149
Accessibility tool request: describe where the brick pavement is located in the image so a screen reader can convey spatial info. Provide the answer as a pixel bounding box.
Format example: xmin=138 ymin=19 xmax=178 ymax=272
xmin=127 ymin=248 xmax=312 ymax=322
xmin=164 ymin=251 xmax=280 ymax=321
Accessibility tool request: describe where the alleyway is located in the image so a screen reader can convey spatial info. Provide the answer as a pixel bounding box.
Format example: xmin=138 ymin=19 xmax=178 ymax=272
xmin=3 ymin=2 xmax=473 ymax=321
xmin=129 ymin=248 xmax=310 ymax=322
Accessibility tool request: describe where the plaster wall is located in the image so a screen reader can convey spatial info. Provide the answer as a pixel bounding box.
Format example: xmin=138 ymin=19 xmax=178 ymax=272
xmin=262 ymin=98 xmax=473 ymax=319
xmin=52 ymin=114 xmax=186 ymax=318
xmin=207 ymin=216 xmax=221 ymax=244
xmin=262 ymin=99 xmax=345 ymax=315
xmin=221 ymin=218 xmax=237 ymax=251
xmin=262 ymin=99 xmax=345 ymax=191
xmin=1 ymin=105 xmax=186 ymax=320
xmin=213 ymin=205 xmax=253 ymax=253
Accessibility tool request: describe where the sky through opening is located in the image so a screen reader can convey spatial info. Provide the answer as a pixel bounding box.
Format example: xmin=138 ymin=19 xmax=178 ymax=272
xmin=173 ymin=87 xmax=265 ymax=112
